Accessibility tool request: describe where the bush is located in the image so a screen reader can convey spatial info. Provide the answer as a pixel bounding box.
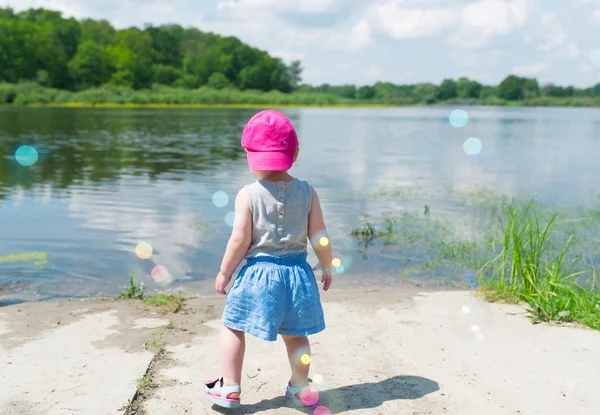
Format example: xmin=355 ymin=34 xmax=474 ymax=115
xmin=0 ymin=83 xmax=17 ymax=103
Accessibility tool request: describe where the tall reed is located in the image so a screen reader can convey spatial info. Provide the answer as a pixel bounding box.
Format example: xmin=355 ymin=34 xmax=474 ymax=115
xmin=479 ymin=198 xmax=599 ymax=329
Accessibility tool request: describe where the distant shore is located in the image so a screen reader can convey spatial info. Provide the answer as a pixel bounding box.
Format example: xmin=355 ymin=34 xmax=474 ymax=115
xmin=2 ymin=83 xmax=600 ymax=109
xmin=21 ymin=102 xmax=400 ymax=109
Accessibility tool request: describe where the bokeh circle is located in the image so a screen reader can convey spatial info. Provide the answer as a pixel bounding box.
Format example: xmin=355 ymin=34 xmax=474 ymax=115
xmin=449 ymin=109 xmax=469 ymax=128
xmin=135 ymin=242 xmax=153 ymax=260
xmin=212 ymin=191 xmax=229 ymax=207
xmin=15 ymin=145 xmax=39 ymax=166
xmin=225 ymin=212 xmax=235 ymax=227
xmin=463 ymin=137 xmax=482 ymax=155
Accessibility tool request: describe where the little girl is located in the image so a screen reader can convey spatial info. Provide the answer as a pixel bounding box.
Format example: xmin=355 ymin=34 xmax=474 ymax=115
xmin=203 ymin=110 xmax=333 ymax=409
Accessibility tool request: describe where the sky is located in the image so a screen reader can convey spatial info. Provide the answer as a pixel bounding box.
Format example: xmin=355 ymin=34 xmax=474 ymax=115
xmin=6 ymin=0 xmax=600 ymax=87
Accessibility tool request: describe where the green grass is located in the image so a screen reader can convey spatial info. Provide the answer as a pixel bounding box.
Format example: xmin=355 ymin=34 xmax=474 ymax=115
xmin=119 ymin=271 xmax=145 ymax=300
xmin=137 ymin=374 xmax=157 ymax=392
xmin=350 ymin=194 xmax=600 ymax=330
xmin=118 ymin=270 xmax=189 ymax=313
xmin=142 ymin=294 xmax=189 ymax=313
xmin=478 ymin=198 xmax=600 ymax=329
xmin=148 ymin=328 xmax=165 ymax=350
xmin=0 ymin=251 xmax=49 ymax=267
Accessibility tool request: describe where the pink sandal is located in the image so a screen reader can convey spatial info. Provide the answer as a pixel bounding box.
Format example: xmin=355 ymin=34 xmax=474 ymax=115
xmin=204 ymin=377 xmax=241 ymax=408
xmin=285 ymin=381 xmax=320 ymax=407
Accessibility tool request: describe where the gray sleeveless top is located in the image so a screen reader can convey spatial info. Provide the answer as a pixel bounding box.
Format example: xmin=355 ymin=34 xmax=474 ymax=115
xmin=244 ymin=178 xmax=312 ymax=258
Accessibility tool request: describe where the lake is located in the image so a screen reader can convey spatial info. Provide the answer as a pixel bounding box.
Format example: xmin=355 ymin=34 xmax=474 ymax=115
xmin=1 ymin=106 xmax=600 ymax=303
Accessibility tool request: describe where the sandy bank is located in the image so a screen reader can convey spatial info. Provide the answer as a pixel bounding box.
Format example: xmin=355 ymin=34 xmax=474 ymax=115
xmin=1 ymin=289 xmax=598 ymax=415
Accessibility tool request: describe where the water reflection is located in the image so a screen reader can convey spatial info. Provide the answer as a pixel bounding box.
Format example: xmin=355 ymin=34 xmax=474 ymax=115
xmin=1 ymin=106 xmax=600 ymax=302
xmin=0 ymin=108 xmax=252 ymax=196
xmin=0 ymin=108 xmax=257 ymax=301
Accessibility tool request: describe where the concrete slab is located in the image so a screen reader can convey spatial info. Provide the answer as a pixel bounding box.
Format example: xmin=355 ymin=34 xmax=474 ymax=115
xmin=0 ymin=301 xmax=157 ymax=415
xmin=143 ymin=291 xmax=600 ymax=415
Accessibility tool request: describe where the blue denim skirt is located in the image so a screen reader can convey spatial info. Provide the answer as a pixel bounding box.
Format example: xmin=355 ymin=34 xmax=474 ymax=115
xmin=222 ymin=252 xmax=326 ymax=341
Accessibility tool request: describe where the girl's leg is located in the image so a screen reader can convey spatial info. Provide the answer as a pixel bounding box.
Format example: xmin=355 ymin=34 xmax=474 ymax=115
xmin=220 ymin=325 xmax=245 ymax=398
xmin=282 ymin=335 xmax=311 ymax=387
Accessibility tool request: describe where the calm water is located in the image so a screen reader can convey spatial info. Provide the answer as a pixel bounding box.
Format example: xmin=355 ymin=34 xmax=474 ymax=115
xmin=1 ymin=106 xmax=599 ymax=303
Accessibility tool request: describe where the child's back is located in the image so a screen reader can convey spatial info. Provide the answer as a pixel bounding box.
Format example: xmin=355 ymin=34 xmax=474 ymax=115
xmin=204 ymin=110 xmax=332 ymax=409
xmin=244 ymin=178 xmax=312 ymax=258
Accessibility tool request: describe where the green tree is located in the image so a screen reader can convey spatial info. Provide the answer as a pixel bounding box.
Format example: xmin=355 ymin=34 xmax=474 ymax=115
xmin=356 ymin=85 xmax=376 ymax=100
xmin=173 ymin=74 xmax=197 ymax=89
xmin=152 ymin=64 xmax=181 ymax=86
xmin=268 ymin=57 xmax=293 ymax=92
xmin=0 ymin=7 xmax=16 ymax=20
xmin=146 ymin=24 xmax=184 ymax=68
xmin=437 ymin=79 xmax=458 ymax=100
xmin=0 ymin=19 xmax=40 ymax=83
xmin=109 ymin=29 xmax=154 ymax=89
xmin=496 ymin=75 xmax=540 ymax=100
xmin=80 ymin=19 xmax=115 ymax=46
xmin=287 ymin=60 xmax=303 ymax=90
xmin=373 ymin=82 xmax=398 ymax=101
xmin=180 ymin=28 xmax=211 ymax=65
xmin=238 ymin=65 xmax=269 ymax=90
xmin=36 ymin=22 xmax=72 ymax=88
xmin=110 ymin=69 xmax=134 ymax=86
xmin=413 ymin=83 xmax=438 ymax=103
xmin=18 ymin=8 xmax=81 ymax=60
xmin=68 ymin=40 xmax=114 ymax=89
xmin=330 ymin=84 xmax=357 ymax=99
xmin=496 ymin=75 xmax=525 ymax=100
xmin=456 ymin=77 xmax=482 ymax=99
xmin=523 ymin=78 xmax=540 ymax=99
xmin=206 ymin=72 xmax=231 ymax=89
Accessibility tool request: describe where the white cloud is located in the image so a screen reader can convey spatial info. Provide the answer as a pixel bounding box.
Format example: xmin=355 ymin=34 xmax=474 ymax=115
xmin=561 ymin=42 xmax=580 ymax=59
xmin=533 ymin=12 xmax=567 ymax=51
xmin=520 ymin=10 xmax=580 ymax=61
xmin=368 ymin=0 xmax=535 ymax=47
xmin=202 ymin=2 xmax=371 ymax=54
xmin=461 ymin=0 xmax=533 ymax=34
xmin=323 ymin=19 xmax=372 ymax=51
xmin=452 ymin=0 xmax=535 ymax=47
xmin=9 ymin=0 xmax=192 ymax=28
xmin=217 ymin=0 xmax=338 ymax=14
xmin=511 ymin=62 xmax=548 ymax=76
xmin=271 ymin=50 xmax=305 ymax=63
xmin=368 ymin=3 xmax=454 ymax=39
xmin=366 ymin=65 xmax=382 ymax=79
xmin=592 ymin=9 xmax=600 ymax=22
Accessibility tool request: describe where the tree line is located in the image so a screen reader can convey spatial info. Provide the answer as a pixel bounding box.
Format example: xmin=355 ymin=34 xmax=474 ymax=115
xmin=299 ymin=76 xmax=600 ymax=104
xmin=0 ymin=8 xmax=302 ymax=92
xmin=0 ymin=7 xmax=599 ymax=106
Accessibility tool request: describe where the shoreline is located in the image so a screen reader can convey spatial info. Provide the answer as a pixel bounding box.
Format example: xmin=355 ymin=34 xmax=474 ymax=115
xmin=1 ymin=101 xmax=599 ymax=109
xmin=1 ymin=289 xmax=599 ymax=414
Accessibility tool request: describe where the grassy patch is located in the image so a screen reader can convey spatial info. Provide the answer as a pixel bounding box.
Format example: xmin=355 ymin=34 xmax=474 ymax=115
xmin=143 ymin=294 xmax=188 ymax=313
xmin=137 ymin=374 xmax=157 ymax=392
xmin=478 ymin=198 xmax=600 ymax=330
xmin=350 ymin=192 xmax=600 ymax=330
xmin=148 ymin=328 xmax=165 ymax=351
xmin=119 ymin=271 xmax=145 ymax=300
xmin=0 ymin=252 xmax=49 ymax=267
xmin=350 ymin=208 xmax=481 ymax=279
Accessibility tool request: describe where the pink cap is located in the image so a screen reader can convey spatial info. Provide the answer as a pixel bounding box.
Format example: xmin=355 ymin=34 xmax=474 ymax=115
xmin=241 ymin=110 xmax=299 ymax=171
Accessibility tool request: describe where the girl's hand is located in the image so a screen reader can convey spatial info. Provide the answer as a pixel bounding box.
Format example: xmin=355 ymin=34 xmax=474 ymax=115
xmin=313 ymin=264 xmax=333 ymax=291
xmin=215 ymin=272 xmax=231 ymax=295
